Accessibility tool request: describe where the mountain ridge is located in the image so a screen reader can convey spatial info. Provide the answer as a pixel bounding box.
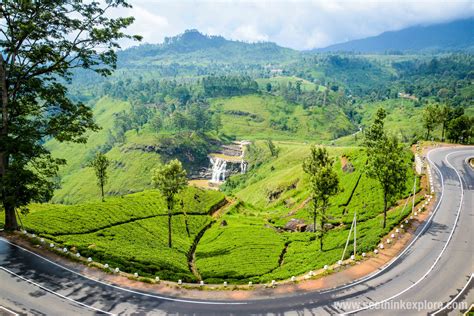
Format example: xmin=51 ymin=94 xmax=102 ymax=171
xmin=317 ymin=17 xmax=474 ymax=53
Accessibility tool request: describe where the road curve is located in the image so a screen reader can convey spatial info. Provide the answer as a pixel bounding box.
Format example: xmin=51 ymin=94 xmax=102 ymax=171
xmin=0 ymin=147 xmax=472 ymax=315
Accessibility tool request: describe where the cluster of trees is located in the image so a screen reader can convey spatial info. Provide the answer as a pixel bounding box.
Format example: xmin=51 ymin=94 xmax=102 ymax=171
xmin=202 ymin=75 xmax=259 ymax=97
xmin=394 ymin=55 xmax=473 ymax=107
xmin=156 ymin=102 xmax=222 ymax=134
xmin=103 ymin=78 xmax=193 ymax=106
xmin=422 ymin=104 xmax=472 ymax=143
xmin=302 ymin=108 xmax=409 ymax=254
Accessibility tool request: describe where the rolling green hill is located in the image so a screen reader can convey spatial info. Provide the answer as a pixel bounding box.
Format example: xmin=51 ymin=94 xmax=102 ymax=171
xmin=118 ymin=29 xmax=299 ymax=66
xmin=211 ymin=94 xmax=356 ymax=140
xmin=47 ymin=97 xmax=164 ymax=204
xmin=5 ymin=187 xmax=225 ymax=282
xmin=7 ymin=143 xmax=428 ymax=285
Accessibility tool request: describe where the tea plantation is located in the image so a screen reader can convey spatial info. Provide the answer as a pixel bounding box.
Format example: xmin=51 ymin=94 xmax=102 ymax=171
xmin=2 ymin=143 xmax=424 ymax=284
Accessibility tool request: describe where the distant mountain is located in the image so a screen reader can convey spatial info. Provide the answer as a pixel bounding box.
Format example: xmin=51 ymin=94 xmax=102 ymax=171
xmin=318 ymin=18 xmax=474 ymax=53
xmin=118 ymin=29 xmax=298 ymax=65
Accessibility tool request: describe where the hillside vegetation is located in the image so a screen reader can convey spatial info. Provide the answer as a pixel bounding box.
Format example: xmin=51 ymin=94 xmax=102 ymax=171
xmin=5 ymin=187 xmax=225 ymax=282
xmin=6 ymin=143 xmax=430 ymax=284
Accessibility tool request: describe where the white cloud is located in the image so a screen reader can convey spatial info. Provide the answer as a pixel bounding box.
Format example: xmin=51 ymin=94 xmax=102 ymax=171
xmin=113 ymin=0 xmax=474 ymax=50
xmin=231 ymin=25 xmax=269 ymax=42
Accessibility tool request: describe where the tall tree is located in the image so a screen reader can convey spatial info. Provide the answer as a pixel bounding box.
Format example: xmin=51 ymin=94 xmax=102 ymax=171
xmin=266 ymin=139 xmax=279 ymax=158
xmin=152 ymin=159 xmax=187 ymax=248
xmin=422 ymin=104 xmax=440 ymax=140
xmin=89 ymin=152 xmax=110 ymax=202
xmin=438 ymin=105 xmax=452 ymax=142
xmin=303 ymin=145 xmax=339 ymax=250
xmin=364 ymin=108 xmax=407 ymax=228
xmin=0 ymin=1 xmax=140 ymax=230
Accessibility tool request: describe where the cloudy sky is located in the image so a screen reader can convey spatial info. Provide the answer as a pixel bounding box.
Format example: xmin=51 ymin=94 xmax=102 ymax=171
xmin=111 ymin=0 xmax=474 ymax=50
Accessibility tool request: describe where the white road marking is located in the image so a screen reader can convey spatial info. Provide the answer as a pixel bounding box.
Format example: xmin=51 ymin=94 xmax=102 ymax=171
xmin=0 ymin=266 xmax=113 ymax=315
xmin=0 ymin=239 xmax=246 ymax=305
xmin=344 ymin=148 xmax=471 ymax=314
xmin=1 ymin=147 xmax=471 ymax=313
xmin=431 ymin=273 xmax=473 ymax=315
xmin=0 ymin=305 xmax=19 ymax=316
xmin=308 ymin=147 xmax=448 ymax=297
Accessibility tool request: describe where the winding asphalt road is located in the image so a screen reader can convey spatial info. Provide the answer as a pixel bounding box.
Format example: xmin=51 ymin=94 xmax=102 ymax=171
xmin=0 ymin=147 xmax=472 ymax=315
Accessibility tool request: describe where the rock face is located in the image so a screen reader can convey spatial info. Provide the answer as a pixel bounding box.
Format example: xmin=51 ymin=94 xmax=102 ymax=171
xmin=208 ymin=141 xmax=250 ymax=183
xmin=284 ymin=218 xmax=308 ymax=232
xmin=342 ymin=162 xmax=355 ymax=173
xmin=218 ymin=144 xmax=242 ymax=157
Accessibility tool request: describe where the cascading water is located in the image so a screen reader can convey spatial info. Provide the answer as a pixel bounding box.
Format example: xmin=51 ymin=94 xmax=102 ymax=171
xmin=210 ymin=157 xmax=227 ymax=182
xmin=240 ymin=160 xmax=247 ymax=174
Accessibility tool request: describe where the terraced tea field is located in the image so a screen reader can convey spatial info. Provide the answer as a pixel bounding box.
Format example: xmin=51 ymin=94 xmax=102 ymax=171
xmin=3 ymin=143 xmax=425 ymax=284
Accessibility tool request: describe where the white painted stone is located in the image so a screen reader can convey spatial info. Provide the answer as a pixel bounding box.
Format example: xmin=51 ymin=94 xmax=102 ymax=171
xmin=391 ymin=234 xmax=395 ymax=238
xmin=104 ymin=264 xmax=109 ymax=269
xmin=50 ymin=243 xmax=54 ymax=248
xmin=374 ymin=249 xmax=379 ymax=254
xmin=405 ymin=220 xmax=409 ymax=224
xmin=63 ymin=247 xmax=67 ymax=253
xmin=76 ymin=253 xmax=80 ymax=258
xmin=337 ymin=260 xmax=343 ymax=265
xmin=396 ymin=229 xmax=400 ymax=233
xmin=115 ymin=268 xmax=120 ymax=273
xmin=291 ymin=276 xmax=296 ymax=282
xmin=223 ymin=281 xmax=227 ymax=287
xmin=32 ymin=234 xmax=36 ymax=238
xmin=156 ymin=276 xmax=160 ymax=282
xmin=309 ymin=270 xmax=314 ymax=276
xmin=362 ymin=252 xmax=366 ymax=257
xmin=40 ymin=238 xmax=44 ymax=243
xmin=248 ymin=281 xmax=253 ymax=286
xmin=271 ymin=280 xmax=276 ymax=286
xmin=414 ymin=212 xmax=418 ymax=216
xmin=134 ymin=272 xmax=138 ymax=278
xmin=87 ymin=257 xmax=92 ymax=262
xmin=379 ymin=243 xmax=384 ymax=249
xmin=324 ymin=265 xmax=329 ymax=270
xmin=350 ymin=255 xmax=355 ymax=260
xmin=178 ymin=279 xmax=182 ymax=285
xmin=200 ymin=280 xmax=204 ymax=286
xmin=386 ymin=239 xmax=391 ymax=244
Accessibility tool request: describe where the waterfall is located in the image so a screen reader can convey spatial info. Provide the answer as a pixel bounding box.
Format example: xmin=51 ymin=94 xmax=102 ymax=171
xmin=240 ymin=160 xmax=247 ymax=174
xmin=210 ymin=157 xmax=227 ymax=182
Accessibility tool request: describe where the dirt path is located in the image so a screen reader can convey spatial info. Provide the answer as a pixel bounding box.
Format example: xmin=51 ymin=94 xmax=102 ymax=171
xmin=187 ymin=198 xmax=234 ymax=280
xmin=284 ymin=197 xmax=311 ymax=218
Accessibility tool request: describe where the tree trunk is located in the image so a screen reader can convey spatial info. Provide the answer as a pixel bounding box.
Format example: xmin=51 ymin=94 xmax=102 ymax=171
xmin=383 ymin=193 xmax=387 ymax=229
xmin=100 ymin=181 xmax=105 ymax=202
xmin=320 ymin=203 xmax=326 ymax=251
xmin=313 ymin=202 xmax=317 ymax=236
xmin=441 ymin=122 xmax=445 ymax=142
xmin=0 ymin=55 xmax=14 ymax=230
xmin=4 ymin=203 xmax=18 ymax=231
xmin=167 ymin=199 xmax=173 ymax=248
xmin=168 ymin=212 xmax=172 ymax=248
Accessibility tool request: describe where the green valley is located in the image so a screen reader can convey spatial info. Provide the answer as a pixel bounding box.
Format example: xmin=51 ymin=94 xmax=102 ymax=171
xmin=1 ymin=24 xmax=472 ymax=288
